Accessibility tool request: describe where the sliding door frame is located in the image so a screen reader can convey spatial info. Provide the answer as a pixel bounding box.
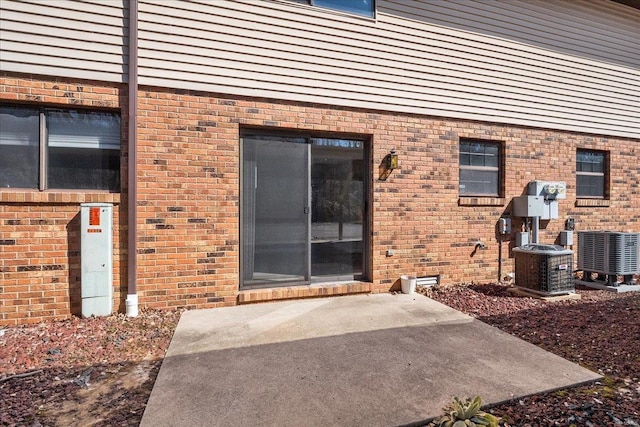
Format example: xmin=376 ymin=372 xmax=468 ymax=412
xmin=240 ymin=128 xmax=371 ymax=290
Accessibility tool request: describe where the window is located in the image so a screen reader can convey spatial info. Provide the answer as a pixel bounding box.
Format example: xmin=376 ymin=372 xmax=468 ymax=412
xmin=459 ymin=139 xmax=501 ymax=196
xmin=292 ymin=0 xmax=375 ymax=17
xmin=0 ymin=105 xmax=121 ymax=191
xmin=576 ymin=149 xmax=607 ymax=198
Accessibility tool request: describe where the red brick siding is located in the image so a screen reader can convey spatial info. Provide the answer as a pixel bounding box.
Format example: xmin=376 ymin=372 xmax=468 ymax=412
xmin=0 ymin=73 xmax=126 ymax=325
xmin=134 ymin=87 xmax=639 ymax=306
xmin=2 ymin=74 xmax=639 ymax=325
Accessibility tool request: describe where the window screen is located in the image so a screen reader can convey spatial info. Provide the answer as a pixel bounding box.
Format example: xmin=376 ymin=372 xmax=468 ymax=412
xmin=577 ymin=149 xmax=606 ymax=198
xmin=459 ymin=140 xmax=501 ymax=196
xmin=0 ymin=105 xmax=121 ymax=191
xmin=47 ymin=110 xmax=121 ymax=190
xmin=0 ymin=106 xmax=40 ymax=189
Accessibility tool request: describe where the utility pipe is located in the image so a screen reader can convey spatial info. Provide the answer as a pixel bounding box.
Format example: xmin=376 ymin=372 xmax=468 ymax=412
xmin=532 ymin=216 xmax=540 ymax=244
xmin=126 ymin=0 xmax=139 ymax=317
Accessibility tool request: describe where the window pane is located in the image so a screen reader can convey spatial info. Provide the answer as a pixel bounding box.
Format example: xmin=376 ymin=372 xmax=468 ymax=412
xmin=311 ymin=139 xmax=364 ymax=277
xmin=0 ymin=106 xmax=39 ymax=188
xmin=577 ymin=150 xmax=604 ymax=173
xmin=459 ymin=140 xmax=501 ymax=196
xmin=242 ymin=136 xmax=309 ymax=285
xmin=591 ymin=153 xmax=604 ymax=173
xmin=470 ymin=152 xmax=486 ymax=167
xmin=459 ymin=142 xmax=470 ymax=165
xmin=484 ymin=145 xmax=499 ymax=167
xmin=46 ymin=110 xmax=120 ymax=190
xmin=459 ymin=168 xmax=498 ymax=196
xmin=460 ymin=141 xmax=500 ymax=167
xmin=577 ymin=174 xmax=604 ymax=198
xmin=577 ymin=150 xmax=606 ymax=198
xmin=313 ymin=0 xmax=374 ymax=17
xmin=48 ymin=147 xmax=120 ymax=190
xmin=47 ymin=110 xmax=120 ymax=149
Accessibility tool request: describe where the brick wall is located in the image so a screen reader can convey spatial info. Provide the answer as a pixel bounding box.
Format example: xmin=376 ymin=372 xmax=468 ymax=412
xmin=0 ymin=73 xmax=126 ymax=325
xmin=134 ymin=86 xmax=639 ymax=308
xmin=1 ymin=74 xmax=639 ymax=325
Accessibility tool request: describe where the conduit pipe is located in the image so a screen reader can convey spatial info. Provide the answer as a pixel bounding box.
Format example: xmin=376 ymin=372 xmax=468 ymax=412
xmin=126 ymin=0 xmax=139 ymax=317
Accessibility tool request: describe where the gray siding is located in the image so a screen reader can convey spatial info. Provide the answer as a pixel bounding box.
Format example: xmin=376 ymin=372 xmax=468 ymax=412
xmin=137 ymin=0 xmax=640 ymax=138
xmin=0 ymin=0 xmax=127 ymax=83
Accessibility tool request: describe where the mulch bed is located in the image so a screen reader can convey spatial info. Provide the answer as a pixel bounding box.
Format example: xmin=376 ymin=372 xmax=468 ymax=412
xmin=1 ymin=284 xmax=639 ymax=426
xmin=0 ymin=310 xmax=181 ymax=426
xmin=421 ymin=283 xmax=640 ymax=427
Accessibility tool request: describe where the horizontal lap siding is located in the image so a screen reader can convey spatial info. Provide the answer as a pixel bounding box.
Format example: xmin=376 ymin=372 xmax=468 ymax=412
xmin=1 ymin=0 xmax=638 ymax=138
xmin=138 ymin=0 xmax=640 ymax=138
xmin=0 ymin=0 xmax=127 ymax=83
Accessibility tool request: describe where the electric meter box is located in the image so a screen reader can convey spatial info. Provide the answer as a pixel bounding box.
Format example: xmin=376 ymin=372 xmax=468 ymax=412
xmin=80 ymin=203 xmax=113 ymax=317
xmin=520 ymin=181 xmax=567 ymax=219
xmin=528 ymin=181 xmax=567 ymax=199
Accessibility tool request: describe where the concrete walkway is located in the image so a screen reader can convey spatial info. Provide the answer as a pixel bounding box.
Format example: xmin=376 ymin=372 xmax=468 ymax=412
xmin=141 ymin=293 xmax=600 ymax=427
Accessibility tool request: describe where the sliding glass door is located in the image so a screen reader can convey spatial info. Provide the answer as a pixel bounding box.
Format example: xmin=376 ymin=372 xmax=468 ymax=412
xmin=242 ymin=136 xmax=309 ymax=285
xmin=241 ymin=134 xmax=366 ymax=288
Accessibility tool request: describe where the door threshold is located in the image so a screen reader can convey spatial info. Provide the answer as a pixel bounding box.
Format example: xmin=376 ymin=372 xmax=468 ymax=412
xmin=238 ymin=281 xmax=372 ymax=304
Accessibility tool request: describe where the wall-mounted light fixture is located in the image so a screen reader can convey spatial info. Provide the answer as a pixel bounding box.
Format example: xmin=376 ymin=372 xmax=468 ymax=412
xmin=379 ymin=149 xmax=399 ymax=181
xmin=386 ymin=149 xmax=398 ymax=170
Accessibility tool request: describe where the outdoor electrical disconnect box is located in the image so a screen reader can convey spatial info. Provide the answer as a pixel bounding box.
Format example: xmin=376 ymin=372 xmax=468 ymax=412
xmin=560 ymin=230 xmax=574 ymax=246
xmin=516 ymin=232 xmax=530 ymax=247
xmin=498 ymin=217 xmax=511 ymax=234
xmin=513 ymin=196 xmax=545 ymax=218
xmin=81 ymin=203 xmax=113 ymax=317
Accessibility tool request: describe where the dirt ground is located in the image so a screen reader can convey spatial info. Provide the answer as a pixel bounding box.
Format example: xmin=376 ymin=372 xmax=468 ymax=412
xmin=1 ymin=283 xmax=639 ymax=426
xmin=0 ymin=309 xmax=182 ymax=426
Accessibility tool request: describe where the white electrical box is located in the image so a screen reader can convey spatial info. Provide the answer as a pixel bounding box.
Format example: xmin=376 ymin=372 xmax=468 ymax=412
xmin=81 ymin=203 xmax=113 ymax=317
xmin=513 ymin=196 xmax=545 ymax=217
xmin=516 ymin=232 xmax=530 ymax=247
xmin=542 ymin=199 xmax=559 ymax=220
xmin=560 ymin=230 xmax=574 ymax=246
xmin=527 ymin=181 xmax=566 ymax=219
xmin=498 ymin=217 xmax=512 ymax=234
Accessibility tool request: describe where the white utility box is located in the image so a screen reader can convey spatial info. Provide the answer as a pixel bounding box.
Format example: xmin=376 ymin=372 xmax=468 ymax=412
xmin=81 ymin=203 xmax=113 ymax=317
xmin=527 ymin=181 xmax=566 ymax=219
xmin=540 ymin=199 xmax=559 ymax=220
xmin=516 ymin=232 xmax=530 ymax=247
xmin=513 ymin=196 xmax=545 ymax=217
xmin=560 ymin=230 xmax=574 ymax=246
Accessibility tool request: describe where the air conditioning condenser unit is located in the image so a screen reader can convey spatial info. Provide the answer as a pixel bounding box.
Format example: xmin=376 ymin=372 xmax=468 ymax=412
xmin=578 ymin=231 xmax=639 ymax=286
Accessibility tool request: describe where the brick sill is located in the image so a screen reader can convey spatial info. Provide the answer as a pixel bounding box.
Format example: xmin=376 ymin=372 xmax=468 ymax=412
xmin=0 ymin=190 xmax=120 ymax=204
xmin=238 ymin=281 xmax=372 ymax=304
xmin=575 ymin=199 xmax=610 ymax=207
xmin=458 ymin=197 xmax=506 ymax=206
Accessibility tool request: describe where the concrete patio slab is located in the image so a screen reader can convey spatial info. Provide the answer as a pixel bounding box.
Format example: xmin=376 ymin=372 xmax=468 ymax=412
xmin=141 ymin=293 xmax=601 ymax=427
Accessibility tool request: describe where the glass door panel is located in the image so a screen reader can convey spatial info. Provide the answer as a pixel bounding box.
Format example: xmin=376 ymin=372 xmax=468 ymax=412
xmin=311 ymin=139 xmax=364 ymax=279
xmin=242 ymin=136 xmax=309 ymax=286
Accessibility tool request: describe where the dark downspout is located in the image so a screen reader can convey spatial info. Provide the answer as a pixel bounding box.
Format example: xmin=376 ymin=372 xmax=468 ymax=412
xmin=126 ymin=0 xmax=139 ymax=316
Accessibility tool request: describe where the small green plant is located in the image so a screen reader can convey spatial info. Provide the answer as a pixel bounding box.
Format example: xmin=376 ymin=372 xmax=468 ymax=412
xmin=435 ymin=396 xmax=500 ymax=427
